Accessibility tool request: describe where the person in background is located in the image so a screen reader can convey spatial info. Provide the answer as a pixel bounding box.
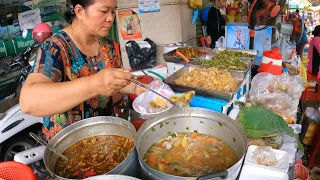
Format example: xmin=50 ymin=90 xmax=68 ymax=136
xmin=308 ymin=25 xmax=320 ymax=79
xmin=207 ymin=0 xmax=227 ymax=48
xmin=296 ymin=22 xmax=308 ymax=59
xmin=20 ymin=0 xmax=144 ymax=141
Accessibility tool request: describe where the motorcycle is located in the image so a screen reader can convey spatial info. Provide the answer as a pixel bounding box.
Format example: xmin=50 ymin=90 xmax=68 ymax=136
xmin=0 ymin=29 xmax=34 ymax=102
xmin=0 ymin=23 xmax=53 ymax=176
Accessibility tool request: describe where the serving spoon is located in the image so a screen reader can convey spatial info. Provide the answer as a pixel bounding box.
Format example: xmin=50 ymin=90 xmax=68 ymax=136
xmin=29 ymin=132 xmax=68 ymax=161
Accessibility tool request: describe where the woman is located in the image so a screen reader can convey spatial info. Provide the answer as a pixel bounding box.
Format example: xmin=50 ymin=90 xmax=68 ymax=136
xmin=206 ymin=0 xmax=227 ymax=48
xmin=20 ymin=0 xmax=144 ymax=140
xmin=308 ymin=25 xmax=320 ymax=79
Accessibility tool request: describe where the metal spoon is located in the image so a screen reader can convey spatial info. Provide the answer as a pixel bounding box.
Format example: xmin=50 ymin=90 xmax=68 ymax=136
xmin=29 ymin=132 xmax=68 ymax=161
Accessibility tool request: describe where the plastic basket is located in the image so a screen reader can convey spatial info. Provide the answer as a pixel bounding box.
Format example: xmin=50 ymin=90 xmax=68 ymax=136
xmin=295 ymin=159 xmax=309 ymax=180
xmin=0 ymin=161 xmax=36 ymax=180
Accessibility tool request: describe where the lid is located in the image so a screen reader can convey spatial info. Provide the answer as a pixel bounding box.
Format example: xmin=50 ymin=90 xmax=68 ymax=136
xmin=263 ymin=48 xmax=282 ymax=60
xmin=283 ymin=68 xmax=289 ymax=73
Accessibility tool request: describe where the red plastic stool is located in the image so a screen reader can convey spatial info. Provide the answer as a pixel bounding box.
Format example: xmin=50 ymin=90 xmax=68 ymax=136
xmin=0 ymin=161 xmax=36 ymax=180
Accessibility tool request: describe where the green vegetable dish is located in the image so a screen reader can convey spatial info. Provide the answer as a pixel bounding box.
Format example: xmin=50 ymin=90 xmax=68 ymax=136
xmin=197 ymin=49 xmax=253 ymax=71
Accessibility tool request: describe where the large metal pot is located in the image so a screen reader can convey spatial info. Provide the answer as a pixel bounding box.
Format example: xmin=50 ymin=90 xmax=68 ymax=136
xmin=136 ymin=108 xmax=247 ymax=180
xmin=43 ymin=116 xmax=139 ymax=179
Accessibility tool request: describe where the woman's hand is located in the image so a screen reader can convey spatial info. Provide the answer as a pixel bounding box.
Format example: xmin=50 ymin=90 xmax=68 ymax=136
xmin=90 ymin=68 xmax=133 ymax=97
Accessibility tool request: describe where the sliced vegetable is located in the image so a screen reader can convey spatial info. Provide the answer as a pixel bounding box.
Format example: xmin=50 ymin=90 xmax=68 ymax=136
xmin=181 ymin=135 xmax=188 ymax=149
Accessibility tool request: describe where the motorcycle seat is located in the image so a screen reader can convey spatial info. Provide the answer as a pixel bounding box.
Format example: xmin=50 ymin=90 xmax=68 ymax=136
xmin=0 ymin=96 xmax=19 ymax=113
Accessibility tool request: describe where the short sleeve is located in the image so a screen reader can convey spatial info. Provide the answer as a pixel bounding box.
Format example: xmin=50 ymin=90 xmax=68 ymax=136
xmin=32 ymin=41 xmax=64 ymax=82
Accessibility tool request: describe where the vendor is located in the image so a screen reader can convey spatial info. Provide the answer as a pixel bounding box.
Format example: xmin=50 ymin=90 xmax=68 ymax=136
xmin=20 ymin=0 xmax=144 ymax=141
xmin=206 ymin=0 xmax=227 ymax=48
xmin=308 ymin=25 xmax=320 ymax=79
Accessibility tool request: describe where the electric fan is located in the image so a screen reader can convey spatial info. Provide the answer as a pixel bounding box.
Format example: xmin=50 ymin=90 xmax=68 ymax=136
xmin=247 ymin=0 xmax=283 ymax=49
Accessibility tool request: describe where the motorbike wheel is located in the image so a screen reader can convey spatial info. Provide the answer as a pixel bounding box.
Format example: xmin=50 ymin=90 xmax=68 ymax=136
xmin=0 ymin=135 xmax=36 ymax=161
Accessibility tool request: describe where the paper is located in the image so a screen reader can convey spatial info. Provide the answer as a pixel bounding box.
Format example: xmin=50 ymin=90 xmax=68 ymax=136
xmin=138 ymin=0 xmax=160 ymax=14
xmin=18 ymin=9 xmax=42 ymax=30
xmin=118 ymin=9 xmax=142 ymax=40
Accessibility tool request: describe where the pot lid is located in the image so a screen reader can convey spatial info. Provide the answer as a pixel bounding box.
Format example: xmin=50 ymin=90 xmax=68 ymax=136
xmin=263 ymin=48 xmax=282 ymax=60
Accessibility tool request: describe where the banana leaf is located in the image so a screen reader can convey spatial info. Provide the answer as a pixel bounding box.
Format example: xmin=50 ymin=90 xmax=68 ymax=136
xmin=239 ymin=105 xmax=296 ymax=138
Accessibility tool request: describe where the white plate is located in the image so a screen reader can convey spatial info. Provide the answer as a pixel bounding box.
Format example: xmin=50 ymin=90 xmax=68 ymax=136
xmin=239 ymin=165 xmax=288 ymax=180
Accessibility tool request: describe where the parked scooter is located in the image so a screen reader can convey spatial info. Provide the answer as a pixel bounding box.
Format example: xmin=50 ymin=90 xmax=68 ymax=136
xmin=0 ymin=23 xmax=52 ymax=166
xmin=0 ymin=29 xmax=34 ymax=102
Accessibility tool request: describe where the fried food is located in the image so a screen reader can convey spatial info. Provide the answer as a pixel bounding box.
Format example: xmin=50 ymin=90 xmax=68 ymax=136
xmin=172 ymin=47 xmax=204 ymax=58
xmin=175 ymin=67 xmax=240 ymax=92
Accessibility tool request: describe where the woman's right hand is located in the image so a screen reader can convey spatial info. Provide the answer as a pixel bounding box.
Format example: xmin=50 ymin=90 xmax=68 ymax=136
xmin=90 ymin=68 xmax=133 ymax=97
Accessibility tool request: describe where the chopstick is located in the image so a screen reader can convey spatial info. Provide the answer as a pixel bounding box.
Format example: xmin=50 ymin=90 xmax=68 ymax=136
xmin=131 ymin=79 xmax=176 ymax=106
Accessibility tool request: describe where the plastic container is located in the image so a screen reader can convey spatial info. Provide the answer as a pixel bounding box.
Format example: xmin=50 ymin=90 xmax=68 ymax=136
xmin=0 ymin=161 xmax=36 ymax=180
xmin=244 ymin=145 xmax=290 ymax=173
xmin=239 ymin=164 xmax=289 ymax=180
xmin=295 ymin=159 xmax=309 ymax=180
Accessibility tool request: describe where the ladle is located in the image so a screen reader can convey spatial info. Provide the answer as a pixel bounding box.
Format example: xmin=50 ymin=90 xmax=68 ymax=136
xmin=29 ymin=132 xmax=68 ymax=161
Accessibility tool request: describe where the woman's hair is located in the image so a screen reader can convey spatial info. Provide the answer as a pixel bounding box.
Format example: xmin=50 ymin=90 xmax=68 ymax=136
xmin=313 ymin=25 xmax=320 ymax=37
xmin=64 ymin=0 xmax=95 ymax=24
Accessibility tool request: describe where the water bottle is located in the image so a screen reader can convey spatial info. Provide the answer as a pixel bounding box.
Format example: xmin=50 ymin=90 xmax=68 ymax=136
xmin=281 ymin=68 xmax=290 ymax=92
xmin=264 ymin=38 xmax=272 ymax=51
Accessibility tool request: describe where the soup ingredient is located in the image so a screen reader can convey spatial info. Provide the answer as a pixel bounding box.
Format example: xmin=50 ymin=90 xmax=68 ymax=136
xmin=150 ymin=97 xmax=168 ymax=109
xmin=54 ymin=135 xmax=134 ymax=179
xmin=172 ymin=47 xmax=204 ymax=58
xmin=144 ymin=132 xmax=238 ymax=177
xmin=170 ymin=91 xmax=195 ymax=107
xmin=198 ymin=50 xmax=250 ymax=71
xmin=175 ymin=67 xmax=240 ymax=92
xmin=252 ymin=146 xmax=278 ymax=166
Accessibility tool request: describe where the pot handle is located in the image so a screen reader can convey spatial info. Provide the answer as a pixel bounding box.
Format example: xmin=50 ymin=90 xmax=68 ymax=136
xmin=196 ymin=171 xmax=228 ymax=180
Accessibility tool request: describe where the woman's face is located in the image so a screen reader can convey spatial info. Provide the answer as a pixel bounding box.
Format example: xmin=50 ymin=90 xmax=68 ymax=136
xmin=216 ymin=0 xmax=227 ymax=8
xmin=80 ymin=0 xmax=117 ymax=37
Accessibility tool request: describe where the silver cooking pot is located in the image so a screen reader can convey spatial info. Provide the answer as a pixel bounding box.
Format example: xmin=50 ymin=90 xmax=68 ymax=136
xmin=136 ymin=108 xmax=248 ymax=180
xmin=43 ymin=116 xmax=139 ymax=179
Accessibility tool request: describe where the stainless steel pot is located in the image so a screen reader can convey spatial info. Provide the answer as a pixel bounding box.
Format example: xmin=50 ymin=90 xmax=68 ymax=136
xmin=136 ymin=108 xmax=248 ymax=180
xmin=43 ymin=116 xmax=139 ymax=179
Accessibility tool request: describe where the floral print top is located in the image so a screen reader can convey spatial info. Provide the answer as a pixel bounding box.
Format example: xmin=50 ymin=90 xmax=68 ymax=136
xmin=32 ymin=31 xmax=121 ymax=141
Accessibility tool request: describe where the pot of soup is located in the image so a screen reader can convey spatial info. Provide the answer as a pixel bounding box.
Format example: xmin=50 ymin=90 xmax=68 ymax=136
xmin=136 ymin=108 xmax=247 ymax=180
xmin=43 ymin=116 xmax=139 ymax=179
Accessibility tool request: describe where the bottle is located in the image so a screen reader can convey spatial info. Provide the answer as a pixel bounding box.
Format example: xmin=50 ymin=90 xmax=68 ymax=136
xmin=264 ymin=38 xmax=272 ymax=51
xmin=281 ymin=68 xmax=290 ymax=92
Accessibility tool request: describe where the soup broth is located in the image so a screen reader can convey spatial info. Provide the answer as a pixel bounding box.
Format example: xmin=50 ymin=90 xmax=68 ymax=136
xmin=54 ymin=135 xmax=134 ymax=179
xmin=144 ymin=132 xmax=238 ymax=177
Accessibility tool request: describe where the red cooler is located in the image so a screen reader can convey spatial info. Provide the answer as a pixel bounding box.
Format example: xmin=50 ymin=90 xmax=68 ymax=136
xmin=258 ymin=48 xmax=283 ymax=75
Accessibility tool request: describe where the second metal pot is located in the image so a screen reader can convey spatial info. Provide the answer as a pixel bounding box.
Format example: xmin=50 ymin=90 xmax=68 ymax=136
xmin=136 ymin=108 xmax=248 ymax=180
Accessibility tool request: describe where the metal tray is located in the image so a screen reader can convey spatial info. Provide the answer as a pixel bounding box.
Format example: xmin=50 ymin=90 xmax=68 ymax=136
xmin=165 ymin=65 xmax=244 ymax=101
xmin=163 ymin=47 xmax=212 ymax=64
xmin=191 ymin=54 xmax=253 ymax=80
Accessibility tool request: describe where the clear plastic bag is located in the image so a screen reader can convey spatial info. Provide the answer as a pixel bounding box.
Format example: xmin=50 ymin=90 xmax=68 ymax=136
xmin=249 ymin=73 xmax=306 ymax=124
xmin=252 ymin=146 xmax=278 ymax=166
xmin=189 ymin=0 xmax=202 ymax=9
xmin=134 ymin=80 xmax=175 ymax=118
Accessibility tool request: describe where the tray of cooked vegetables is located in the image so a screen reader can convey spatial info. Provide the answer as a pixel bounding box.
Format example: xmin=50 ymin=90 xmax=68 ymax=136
xmin=165 ymin=65 xmax=244 ymax=101
xmin=192 ymin=48 xmax=258 ymax=79
xmin=163 ymin=47 xmax=212 ymax=64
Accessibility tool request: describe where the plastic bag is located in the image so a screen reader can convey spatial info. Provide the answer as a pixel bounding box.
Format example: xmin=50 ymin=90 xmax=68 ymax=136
xmin=189 ymin=0 xmax=202 ymax=9
xmin=134 ymin=80 xmax=175 ymax=118
xmin=249 ymin=73 xmax=306 ymax=124
xmin=126 ymin=38 xmax=157 ymax=70
xmin=252 ymin=146 xmax=278 ymax=166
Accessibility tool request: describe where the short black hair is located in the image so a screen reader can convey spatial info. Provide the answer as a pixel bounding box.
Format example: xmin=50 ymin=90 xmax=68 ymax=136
xmin=64 ymin=0 xmax=95 ymax=24
xmin=313 ymin=25 xmax=320 ymax=36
